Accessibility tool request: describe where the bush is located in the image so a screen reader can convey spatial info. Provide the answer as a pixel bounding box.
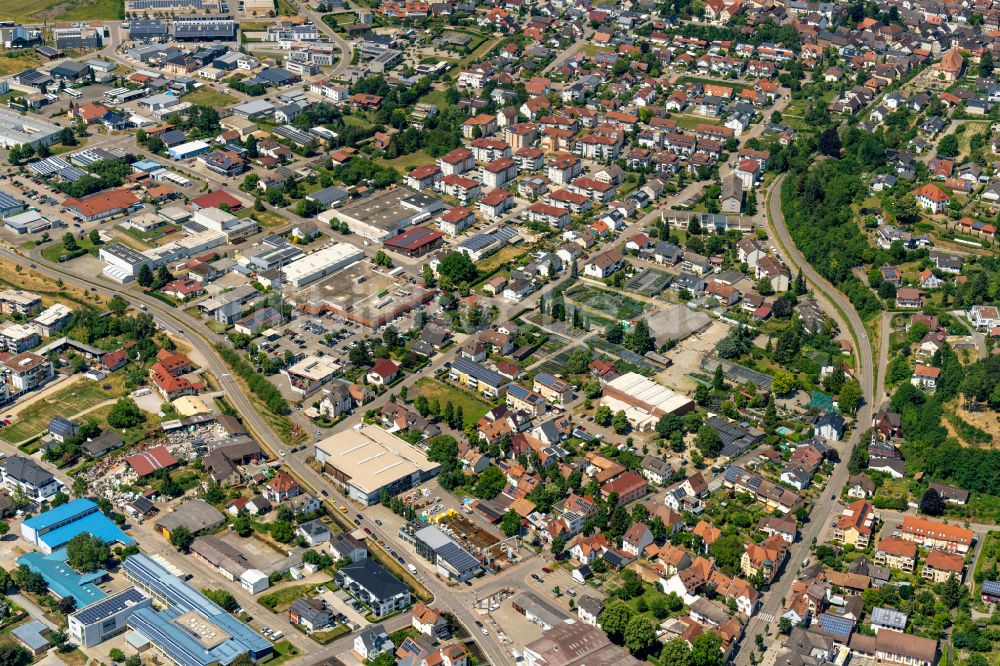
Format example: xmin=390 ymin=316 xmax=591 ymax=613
xmin=216 ymin=344 xmax=290 ymax=415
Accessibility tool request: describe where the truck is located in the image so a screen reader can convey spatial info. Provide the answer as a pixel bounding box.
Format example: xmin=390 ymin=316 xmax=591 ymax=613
xmin=407 ymin=564 xmax=418 ymax=574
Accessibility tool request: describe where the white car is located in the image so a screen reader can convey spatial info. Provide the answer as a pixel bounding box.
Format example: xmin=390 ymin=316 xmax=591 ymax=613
xmin=482 ymin=628 xmax=490 ymax=636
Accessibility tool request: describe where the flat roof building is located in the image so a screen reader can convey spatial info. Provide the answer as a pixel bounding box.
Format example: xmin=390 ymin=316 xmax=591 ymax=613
xmin=324 ymin=187 xmax=444 ymax=241
xmin=281 ymin=243 xmax=364 ymax=287
xmin=314 ymin=425 xmax=440 ymax=505
xmin=69 ymin=588 xmax=153 ymax=647
xmin=21 ymin=498 xmax=135 ymax=554
xmin=600 ymin=372 xmax=695 ymax=431
xmin=154 ymin=499 xmax=225 ymax=538
xmin=123 ymin=553 xmax=272 ymax=665
xmin=0 ymin=107 xmax=61 ymax=148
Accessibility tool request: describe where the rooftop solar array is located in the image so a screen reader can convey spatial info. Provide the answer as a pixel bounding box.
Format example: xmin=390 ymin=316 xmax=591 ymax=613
xmin=817 ymin=613 xmax=854 ymax=638
xmin=74 ymin=588 xmax=148 ymax=625
xmin=436 ymin=541 xmax=479 ymax=572
xmin=982 ymin=580 xmax=1000 ymax=596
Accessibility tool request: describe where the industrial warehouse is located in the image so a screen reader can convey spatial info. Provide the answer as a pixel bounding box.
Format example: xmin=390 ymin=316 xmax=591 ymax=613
xmin=314 ymin=425 xmax=440 ymax=505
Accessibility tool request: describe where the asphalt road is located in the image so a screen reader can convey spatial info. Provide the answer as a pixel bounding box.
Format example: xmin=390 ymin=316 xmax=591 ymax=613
xmin=731 ymin=173 xmax=876 ymax=666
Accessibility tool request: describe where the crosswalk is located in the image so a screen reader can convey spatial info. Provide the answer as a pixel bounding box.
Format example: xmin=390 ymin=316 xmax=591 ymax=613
xmin=756 ymin=611 xmax=775 ymax=623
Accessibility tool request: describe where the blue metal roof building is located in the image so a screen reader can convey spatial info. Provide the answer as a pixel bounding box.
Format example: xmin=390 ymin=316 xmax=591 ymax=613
xmin=21 ymin=498 xmax=135 ymax=554
xmin=17 ymin=550 xmax=108 ymax=608
xmin=123 ymin=554 xmax=272 ymax=665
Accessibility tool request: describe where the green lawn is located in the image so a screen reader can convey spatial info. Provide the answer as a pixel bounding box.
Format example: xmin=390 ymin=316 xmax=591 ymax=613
xmin=259 ymin=584 xmax=321 ymax=612
xmin=41 ymin=236 xmax=99 ymax=263
xmin=1 ymin=378 xmax=125 ymax=443
xmin=413 ymin=378 xmax=493 ymax=428
xmin=0 ymin=0 xmax=122 ymax=20
xmin=236 ymin=207 xmax=289 ymax=228
xmin=0 ymin=52 xmax=42 ymax=76
xmin=185 ymin=88 xmax=238 ymax=107
xmin=672 ymin=113 xmax=721 ymax=130
xmin=342 ymin=114 xmax=376 ymax=131
xmin=456 ymin=36 xmax=500 ymax=70
xmin=376 ymin=150 xmax=434 ymax=174
xmin=268 ymin=640 xmax=301 ymax=666
xmin=418 ymin=89 xmax=449 ymax=111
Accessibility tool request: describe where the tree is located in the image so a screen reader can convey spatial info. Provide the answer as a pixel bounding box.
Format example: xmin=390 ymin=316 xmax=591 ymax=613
xmin=551 ymin=536 xmax=566 ymax=557
xmin=437 ymin=252 xmax=478 ymax=285
xmin=937 ymin=133 xmax=959 ymax=158
xmin=108 ymin=398 xmax=146 ymax=429
xmin=0 ymin=646 xmax=31 ymax=666
xmin=108 ymin=295 xmax=129 ymax=315
xmin=62 ymin=232 xmax=78 ymax=252
xmin=72 ymin=476 xmax=88 ymax=497
xmin=980 ymin=49 xmax=994 ymax=77
xmin=202 ymin=588 xmax=238 ymax=611
xmin=270 ymin=520 xmax=294 ymax=543
xmin=605 ymin=323 xmax=624 ymax=344
xmin=595 ymin=405 xmax=613 ymax=426
xmin=839 ymin=379 xmax=862 ymax=415
xmin=66 ymin=533 xmax=110 ymax=572
xmin=696 ymin=425 xmax=722 ymax=457
xmin=818 ymin=128 xmax=841 ymax=156
xmin=772 ymin=371 xmax=796 ymax=395
xmin=612 ymin=410 xmax=630 ymax=435
xmin=474 ymin=467 xmax=506 ymax=499
xmin=709 ymin=535 xmax=744 ymax=574
xmin=599 ymin=599 xmax=635 ymax=640
xmin=233 ymin=512 xmax=253 ymax=537
xmin=170 ymin=526 xmax=194 ymax=552
xmin=137 ymin=263 xmax=154 ymax=288
xmin=47 ymin=629 xmax=68 ymax=652
xmin=691 ymin=631 xmax=724 ymax=666
xmin=13 ymin=565 xmax=47 ymax=594
xmin=501 ymin=510 xmax=521 ymax=536
xmin=0 ymin=521 xmax=8 ymax=538
xmin=625 ymin=319 xmax=655 ymax=354
xmin=109 ymin=648 xmax=126 ymax=663
xmin=778 ymin=617 xmax=793 ymax=635
xmin=894 ymin=193 xmax=920 ymax=225
xmin=661 ymin=638 xmax=693 ymax=666
xmin=125 ymin=655 xmax=142 ymax=666
xmin=919 ymin=487 xmax=945 ymax=516
xmin=624 ymin=616 xmax=657 ymax=654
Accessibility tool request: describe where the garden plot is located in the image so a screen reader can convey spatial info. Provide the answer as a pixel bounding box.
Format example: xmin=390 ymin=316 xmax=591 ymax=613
xmin=625 ymin=268 xmax=673 ymax=297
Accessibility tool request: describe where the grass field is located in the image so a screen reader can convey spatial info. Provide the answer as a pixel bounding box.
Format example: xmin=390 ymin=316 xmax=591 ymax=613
xmin=268 ymin=641 xmax=301 ymax=666
xmin=418 ymin=89 xmax=449 ymax=111
xmin=236 ymin=207 xmax=289 ymax=228
xmin=185 ymin=88 xmax=238 ymax=107
xmin=0 ymin=377 xmax=125 ymax=443
xmin=477 ymin=245 xmax=529 ymax=275
xmin=376 ymin=150 xmax=434 ymax=173
xmin=342 ymin=115 xmax=375 ymax=131
xmin=672 ymin=113 xmax=721 ymax=130
xmin=456 ymin=36 xmax=500 ymax=70
xmin=0 ymin=0 xmax=121 ymax=21
xmin=0 ymin=52 xmax=42 ymax=76
xmin=259 ymin=584 xmax=321 ymax=612
xmin=41 ymin=235 xmax=100 ymax=263
xmin=413 ymin=378 xmax=492 ymax=428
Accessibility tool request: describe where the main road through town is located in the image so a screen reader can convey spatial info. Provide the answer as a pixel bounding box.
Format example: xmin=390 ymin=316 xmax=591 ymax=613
xmin=0 ymin=244 xmax=516 ymax=666
xmin=730 ymin=173 xmax=876 ymax=666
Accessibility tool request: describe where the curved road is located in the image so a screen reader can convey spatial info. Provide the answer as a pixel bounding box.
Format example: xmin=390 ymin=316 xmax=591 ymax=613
xmin=0 ymin=245 xmax=512 ymax=665
xmin=732 ymin=173 xmax=876 ymax=666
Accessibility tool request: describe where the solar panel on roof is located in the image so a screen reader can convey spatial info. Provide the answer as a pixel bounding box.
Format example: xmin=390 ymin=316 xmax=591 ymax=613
xmin=435 ymin=541 xmax=479 ymax=572
xmin=74 ymin=588 xmax=148 ymax=624
xmin=818 ymin=613 xmax=853 ymax=637
xmin=982 ymin=580 xmax=1000 ymax=595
